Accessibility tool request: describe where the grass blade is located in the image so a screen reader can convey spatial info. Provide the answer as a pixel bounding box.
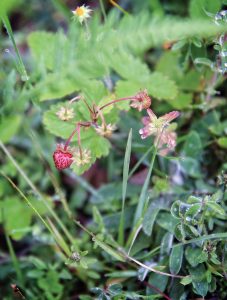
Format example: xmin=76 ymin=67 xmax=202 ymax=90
xmin=3 ymin=215 xmax=24 ymax=287
xmin=0 ymin=139 xmax=75 ymax=245
xmin=133 ymin=145 xmax=158 ymax=225
xmin=99 ymin=0 xmax=107 ymax=21
xmin=1 ymin=172 xmax=71 ymax=257
xmin=118 ymin=129 xmax=132 ymax=245
xmin=2 ymin=14 xmax=29 ymax=81
xmin=128 ymin=146 xmax=154 ymax=178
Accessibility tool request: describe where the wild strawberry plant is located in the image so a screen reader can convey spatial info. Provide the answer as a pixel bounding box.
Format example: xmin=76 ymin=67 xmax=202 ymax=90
xmin=0 ymin=0 xmax=227 ymax=299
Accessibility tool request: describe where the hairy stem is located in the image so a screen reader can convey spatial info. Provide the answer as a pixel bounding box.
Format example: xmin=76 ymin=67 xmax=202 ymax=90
xmin=64 ymin=127 xmax=79 ymax=151
xmin=99 ymin=96 xmax=136 ymax=111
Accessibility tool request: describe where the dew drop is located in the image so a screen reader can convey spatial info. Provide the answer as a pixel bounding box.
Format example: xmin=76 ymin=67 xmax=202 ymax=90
xmin=21 ymin=74 xmax=29 ymax=81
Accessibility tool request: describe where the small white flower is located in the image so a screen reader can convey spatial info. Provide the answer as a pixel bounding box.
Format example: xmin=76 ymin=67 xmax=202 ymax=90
xmin=95 ymin=123 xmax=116 ymax=137
xmin=56 ymin=106 xmax=75 ymax=121
xmin=73 ymin=148 xmax=91 ymax=166
xmin=72 ymin=5 xmax=92 ymax=24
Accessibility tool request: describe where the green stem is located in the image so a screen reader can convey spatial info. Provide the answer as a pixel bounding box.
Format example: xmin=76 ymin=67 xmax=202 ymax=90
xmin=109 ymin=0 xmax=130 ymax=16
xmin=99 ymin=0 xmax=107 ymax=21
xmin=4 ymin=227 xmax=24 ymax=287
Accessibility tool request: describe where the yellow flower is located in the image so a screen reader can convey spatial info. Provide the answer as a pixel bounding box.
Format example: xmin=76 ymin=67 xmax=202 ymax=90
xmin=72 ymin=5 xmax=92 ymax=24
xmin=56 ymin=106 xmax=75 ymax=121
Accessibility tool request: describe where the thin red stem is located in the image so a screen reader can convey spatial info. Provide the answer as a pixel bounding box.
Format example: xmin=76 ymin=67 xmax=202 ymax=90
xmin=64 ymin=127 xmax=78 ymax=151
xmin=82 ymin=97 xmax=94 ymax=114
xmin=64 ymin=122 xmax=92 ymax=151
xmin=99 ymin=96 xmax=136 ymax=111
xmin=77 ymin=125 xmax=83 ymax=159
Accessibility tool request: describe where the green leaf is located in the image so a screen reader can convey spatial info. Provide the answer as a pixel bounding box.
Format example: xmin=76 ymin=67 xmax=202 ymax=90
xmin=148 ymin=72 xmax=178 ymax=101
xmin=169 ymin=245 xmax=184 ymax=274
xmin=38 ymin=269 xmax=63 ymax=294
xmin=160 ymin=232 xmax=174 ymax=255
xmin=147 ymin=272 xmax=169 ymax=295
xmin=108 ymin=284 xmax=123 ymax=295
xmin=0 ymin=115 xmax=21 ymax=143
xmin=185 ymin=246 xmax=208 ymax=267
xmin=180 ymin=276 xmax=192 ymax=286
xmin=181 ymin=157 xmax=201 ymax=178
xmin=187 ymin=196 xmax=202 ymax=204
xmin=106 ymin=271 xmax=137 ymax=278
xmin=115 ymin=72 xmax=178 ymax=102
xmin=93 ymin=206 xmax=105 ymax=232
xmin=29 ymin=256 xmax=47 ymax=270
xmin=210 ymin=190 xmax=223 ymax=202
xmin=185 ymin=203 xmax=202 ymax=219
xmin=143 ymin=199 xmax=165 ymax=236
xmin=28 ymin=31 xmax=65 ymax=71
xmin=43 ymin=104 xmax=76 ymax=139
xmin=156 ymin=51 xmax=182 ymax=82
xmin=170 ymin=92 xmax=193 ymax=109
xmin=172 ymin=40 xmax=187 ymax=51
xmin=183 ymin=131 xmax=203 ymax=158
xmin=27 ymin=269 xmax=44 ymax=278
xmin=119 ymin=15 xmax=227 ymax=52
xmin=194 ymin=57 xmax=214 ymax=68
xmin=189 ymin=0 xmax=222 ymax=19
xmin=34 ymin=74 xmax=80 ymax=101
xmin=171 ymin=200 xmax=182 ymax=219
xmin=189 ymin=263 xmax=207 ymax=281
xmin=179 ymin=70 xmax=202 ymax=92
xmin=93 ymin=238 xmax=125 ymax=262
xmin=217 ymin=137 xmax=227 ymax=149
xmin=193 ymin=281 xmax=209 ymax=297
xmin=156 ymin=212 xmax=179 ymax=233
xmin=206 ymin=202 xmax=225 ymax=215
xmin=109 ymin=50 xmax=150 ymax=83
xmin=174 ymin=223 xmax=185 ymax=241
xmin=115 ymin=81 xmax=140 ymax=110
xmin=1 ymin=197 xmax=32 ymax=240
xmin=71 ymin=134 xmax=110 ymax=175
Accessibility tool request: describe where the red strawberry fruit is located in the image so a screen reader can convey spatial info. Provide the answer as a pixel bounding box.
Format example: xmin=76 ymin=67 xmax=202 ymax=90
xmin=53 ymin=145 xmax=73 ymax=170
